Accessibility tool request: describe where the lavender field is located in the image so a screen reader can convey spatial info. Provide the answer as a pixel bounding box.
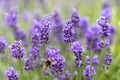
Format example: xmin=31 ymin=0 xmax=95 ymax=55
xmin=0 ymin=0 xmax=120 ymax=80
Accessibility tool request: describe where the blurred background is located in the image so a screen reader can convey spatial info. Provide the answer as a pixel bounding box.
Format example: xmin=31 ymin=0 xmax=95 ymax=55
xmin=0 ymin=0 xmax=120 ymax=80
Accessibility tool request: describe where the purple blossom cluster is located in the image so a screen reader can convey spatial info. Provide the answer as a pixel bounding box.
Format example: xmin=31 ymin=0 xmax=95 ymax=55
xmin=63 ymin=21 xmax=77 ymax=43
xmin=83 ymin=65 xmax=96 ymax=80
xmin=52 ymin=11 xmax=64 ymax=43
xmin=86 ymin=55 xmax=100 ymax=65
xmin=85 ymin=27 xmax=101 ymax=52
xmin=9 ymin=40 xmax=26 ymax=60
xmin=23 ymin=19 xmax=41 ymax=72
xmin=70 ymin=8 xmax=80 ymax=27
xmin=79 ymin=17 xmax=89 ymax=32
xmin=22 ymin=11 xmax=31 ymax=22
xmin=5 ymin=8 xmax=28 ymax=46
xmin=0 ymin=37 xmax=7 ymax=53
xmin=5 ymin=67 xmax=19 ymax=80
xmin=102 ymin=0 xmax=112 ymax=20
xmin=46 ymin=47 xmax=65 ymax=75
xmin=104 ymin=53 xmax=112 ymax=65
xmin=71 ymin=41 xmax=84 ymax=68
xmin=97 ymin=16 xmax=115 ymax=48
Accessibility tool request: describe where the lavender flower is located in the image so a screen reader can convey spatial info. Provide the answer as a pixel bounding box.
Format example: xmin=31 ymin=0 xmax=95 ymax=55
xmin=31 ymin=19 xmax=42 ymax=48
xmin=92 ymin=55 xmax=100 ymax=65
xmin=0 ymin=37 xmax=7 ymax=53
xmin=86 ymin=56 xmax=91 ymax=65
xmin=5 ymin=67 xmax=19 ymax=80
xmin=101 ymin=7 xmax=112 ymax=20
xmin=46 ymin=47 xmax=65 ymax=75
xmin=33 ymin=15 xmax=51 ymax=45
xmin=71 ymin=41 xmax=84 ymax=57
xmin=74 ymin=58 xmax=84 ymax=68
xmin=104 ymin=53 xmax=112 ymax=65
xmin=51 ymin=55 xmax=65 ymax=75
xmin=9 ymin=40 xmax=26 ymax=60
xmin=29 ymin=47 xmax=40 ymax=61
xmin=63 ymin=21 xmax=76 ymax=43
xmin=23 ymin=58 xmax=34 ymax=72
xmin=70 ymin=8 xmax=80 ymax=26
xmin=65 ymin=70 xmax=72 ymax=79
xmin=43 ymin=69 xmax=50 ymax=75
xmin=85 ymin=27 xmax=101 ymax=52
xmin=103 ymin=0 xmax=110 ymax=8
xmin=46 ymin=47 xmax=60 ymax=58
xmin=52 ymin=11 xmax=64 ymax=42
xmin=71 ymin=41 xmax=84 ymax=67
xmin=97 ymin=16 xmax=109 ymax=27
xmin=97 ymin=16 xmax=115 ymax=47
xmin=5 ymin=8 xmax=28 ymax=46
xmin=60 ymin=75 xmax=66 ymax=80
xmin=14 ymin=29 xmax=28 ymax=46
xmin=53 ymin=78 xmax=59 ymax=80
xmin=4 ymin=8 xmax=18 ymax=30
xmin=22 ymin=11 xmax=31 ymax=22
xmin=79 ymin=17 xmax=89 ymax=32
xmin=73 ymin=71 xmax=78 ymax=77
xmin=34 ymin=10 xmax=41 ymax=22
xmin=83 ymin=65 xmax=96 ymax=80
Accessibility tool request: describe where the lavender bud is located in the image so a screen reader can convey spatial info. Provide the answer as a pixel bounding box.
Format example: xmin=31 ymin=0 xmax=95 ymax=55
xmin=9 ymin=40 xmax=26 ymax=60
xmin=0 ymin=37 xmax=7 ymax=53
xmin=92 ymin=55 xmax=100 ymax=65
xmin=63 ymin=21 xmax=77 ymax=43
xmin=104 ymin=53 xmax=112 ymax=65
xmin=60 ymin=75 xmax=66 ymax=80
xmin=86 ymin=56 xmax=91 ymax=65
xmin=5 ymin=67 xmax=19 ymax=80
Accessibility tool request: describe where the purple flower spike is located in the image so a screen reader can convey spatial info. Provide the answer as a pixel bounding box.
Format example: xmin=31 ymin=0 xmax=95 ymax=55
xmin=103 ymin=0 xmax=110 ymax=8
xmin=52 ymin=11 xmax=64 ymax=43
xmin=86 ymin=56 xmax=91 ymax=65
xmin=37 ymin=15 xmax=51 ymax=44
xmin=74 ymin=58 xmax=84 ymax=68
xmin=46 ymin=47 xmax=65 ymax=75
xmin=23 ymin=58 xmax=34 ymax=72
xmin=70 ymin=8 xmax=80 ymax=26
xmin=63 ymin=22 xmax=77 ymax=43
xmin=71 ymin=41 xmax=84 ymax=68
xmin=83 ymin=65 xmax=96 ymax=80
xmin=29 ymin=46 xmax=40 ymax=61
xmin=104 ymin=53 xmax=112 ymax=65
xmin=85 ymin=27 xmax=101 ymax=52
xmin=0 ymin=37 xmax=7 ymax=53
xmin=22 ymin=11 xmax=31 ymax=22
xmin=71 ymin=41 xmax=84 ymax=56
xmin=53 ymin=78 xmax=59 ymax=80
xmin=5 ymin=8 xmax=28 ymax=46
xmin=14 ymin=29 xmax=28 ymax=46
xmin=9 ymin=40 xmax=26 ymax=60
xmin=4 ymin=8 xmax=18 ymax=29
xmin=5 ymin=67 xmax=19 ymax=80
xmin=46 ymin=47 xmax=60 ymax=58
xmin=60 ymin=75 xmax=66 ymax=80
xmin=101 ymin=7 xmax=112 ymax=20
xmin=92 ymin=55 xmax=100 ymax=65
xmin=79 ymin=17 xmax=89 ymax=32
xmin=65 ymin=70 xmax=72 ymax=79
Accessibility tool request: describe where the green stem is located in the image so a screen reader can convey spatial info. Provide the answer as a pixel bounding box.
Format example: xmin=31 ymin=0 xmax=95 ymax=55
xmin=80 ymin=68 xmax=82 ymax=80
xmin=89 ymin=51 xmax=92 ymax=80
xmin=77 ymin=68 xmax=80 ymax=80
xmin=43 ymin=43 xmax=46 ymax=58
xmin=19 ymin=61 xmax=24 ymax=79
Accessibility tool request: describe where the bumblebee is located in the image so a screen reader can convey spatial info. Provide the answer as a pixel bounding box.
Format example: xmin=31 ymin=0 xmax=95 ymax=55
xmin=43 ymin=58 xmax=52 ymax=69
